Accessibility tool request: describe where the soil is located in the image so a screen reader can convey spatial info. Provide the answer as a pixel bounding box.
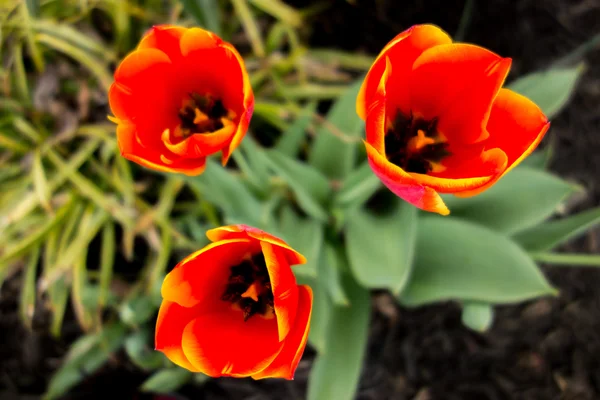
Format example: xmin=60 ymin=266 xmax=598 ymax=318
xmin=2 ymin=0 xmax=600 ymax=399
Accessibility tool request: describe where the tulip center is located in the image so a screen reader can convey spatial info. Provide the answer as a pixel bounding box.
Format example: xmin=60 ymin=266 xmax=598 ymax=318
xmin=221 ymin=253 xmax=275 ymax=321
xmin=175 ymin=93 xmax=234 ymax=139
xmin=385 ymin=111 xmax=451 ymax=174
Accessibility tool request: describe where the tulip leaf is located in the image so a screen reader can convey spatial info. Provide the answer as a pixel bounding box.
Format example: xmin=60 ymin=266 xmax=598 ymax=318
xmin=180 ymin=0 xmax=223 ymax=36
xmin=119 ymin=295 xmax=157 ymax=327
xmin=275 ymin=101 xmax=316 ymax=157
xmin=187 ymin=159 xmax=262 ymax=226
xmin=334 ymin=161 xmax=382 ymax=211
xmin=513 ymin=206 xmax=600 ymax=252
xmin=519 ymin=144 xmax=553 ymax=170
xmin=125 ymin=328 xmax=165 ymax=371
xmin=508 ymin=64 xmax=584 ymax=119
xmin=309 ymin=78 xmax=364 ymax=180
xmin=239 ymin=136 xmax=271 ymax=192
xmin=279 ymin=205 xmax=323 ymax=278
xmin=443 ymin=167 xmax=578 ymax=235
xmin=263 ymin=149 xmax=331 ymax=221
xmin=140 ymin=368 xmax=194 ymax=394
xmin=296 ymin=275 xmax=331 ymax=354
xmin=461 ymin=302 xmax=494 ymax=332
xmin=307 ymin=273 xmax=370 ymax=400
xmin=45 ymin=323 xmax=128 ymax=400
xmin=346 ymin=197 xmax=417 ymax=295
xmin=318 ymin=244 xmax=349 ymax=306
xmin=399 ymin=217 xmax=557 ymax=307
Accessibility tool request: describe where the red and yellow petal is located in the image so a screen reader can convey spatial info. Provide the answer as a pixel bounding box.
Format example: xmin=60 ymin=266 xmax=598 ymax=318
xmin=116 ymin=123 xmax=207 ymax=176
xmin=138 ymin=25 xmax=187 ymax=62
xmin=260 ymin=242 xmax=299 ymax=341
xmin=181 ymin=307 xmax=283 ymax=377
xmin=365 ymin=142 xmax=449 ymax=215
xmin=161 ymin=123 xmax=236 ymax=157
xmin=206 ymin=225 xmax=306 ymax=267
xmin=456 ymin=89 xmax=550 ymax=197
xmin=161 ymin=238 xmax=252 ymax=308
xmin=252 ymin=285 xmax=313 ymax=380
xmin=357 ymin=24 xmax=452 ymax=120
xmin=410 ymin=44 xmax=511 ymax=144
xmin=155 ymin=300 xmax=202 ymax=372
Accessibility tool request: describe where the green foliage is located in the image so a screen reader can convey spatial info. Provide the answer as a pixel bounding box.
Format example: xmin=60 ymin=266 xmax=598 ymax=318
xmin=346 ymin=195 xmax=417 ymax=295
xmin=461 ymin=302 xmax=494 ymax=332
xmin=1 ymin=1 xmax=597 ymax=400
xmin=508 ymin=64 xmax=585 ymax=119
xmin=399 ymin=217 xmax=557 ymax=306
xmin=443 ymin=167 xmax=579 ymax=234
xmin=307 ymin=274 xmax=370 ymax=400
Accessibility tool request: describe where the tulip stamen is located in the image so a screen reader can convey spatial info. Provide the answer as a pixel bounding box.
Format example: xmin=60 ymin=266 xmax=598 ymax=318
xmin=221 ymin=253 xmax=275 ymax=322
xmin=385 ymin=111 xmax=451 ymax=174
xmin=175 ymin=93 xmax=235 ymax=139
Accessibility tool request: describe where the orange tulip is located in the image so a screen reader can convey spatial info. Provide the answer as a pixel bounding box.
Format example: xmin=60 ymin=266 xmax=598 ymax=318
xmin=356 ymin=24 xmax=550 ymax=215
xmin=108 ymin=25 xmax=254 ymax=175
xmin=155 ymin=225 xmax=313 ymax=379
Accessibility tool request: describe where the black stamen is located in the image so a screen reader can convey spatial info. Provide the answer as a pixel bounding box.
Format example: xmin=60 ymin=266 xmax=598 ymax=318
xmin=384 ymin=110 xmax=450 ymax=173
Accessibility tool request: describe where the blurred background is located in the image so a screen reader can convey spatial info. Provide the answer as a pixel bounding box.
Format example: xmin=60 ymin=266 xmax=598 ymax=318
xmin=1 ymin=0 xmax=600 ymax=399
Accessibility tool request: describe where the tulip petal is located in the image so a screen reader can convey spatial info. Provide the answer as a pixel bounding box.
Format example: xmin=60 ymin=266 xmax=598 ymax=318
xmin=181 ymin=307 xmax=283 ymax=377
xmin=110 ymin=48 xmax=178 ymax=148
xmin=410 ymin=44 xmax=511 ymax=144
xmin=260 ymin=242 xmax=299 ymax=341
xmin=161 ymin=122 xmax=236 ymax=157
xmin=357 ymin=24 xmax=452 ymax=120
xmin=365 ymin=141 xmax=449 ymax=215
xmin=138 ymin=25 xmax=186 ymax=62
xmin=455 ymin=89 xmax=550 ymax=197
xmin=117 ymin=123 xmax=207 ymax=176
xmin=162 ymin=238 xmax=253 ymax=308
xmin=176 ymin=39 xmax=247 ymax=120
xmin=179 ymin=27 xmax=221 ymax=56
xmin=206 ymin=225 xmax=306 ymax=266
xmin=252 ymin=285 xmax=313 ymax=380
xmin=155 ymin=300 xmax=202 ymax=372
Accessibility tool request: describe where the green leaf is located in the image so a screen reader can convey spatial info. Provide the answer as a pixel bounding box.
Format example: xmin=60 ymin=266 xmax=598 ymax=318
xmin=334 ymin=161 xmax=381 ymax=211
xmin=275 ymin=101 xmax=316 ymax=157
xmin=296 ymin=275 xmax=331 ymax=354
xmin=119 ymin=295 xmax=157 ymax=327
xmin=279 ymin=205 xmax=324 ymax=278
xmin=308 ymin=78 xmax=364 ymax=179
xmin=250 ymin=0 xmax=303 ymax=27
xmin=443 ymin=167 xmax=578 ymax=234
xmin=180 ymin=0 xmax=223 ymax=36
xmin=239 ymin=136 xmax=271 ymax=193
xmin=188 ymin=159 xmax=262 ymax=226
xmin=264 ymin=150 xmax=331 ymax=221
xmin=318 ymin=244 xmax=349 ymax=306
xmin=307 ymin=274 xmax=370 ymax=400
xmin=346 ymin=197 xmax=417 ymax=295
xmin=140 ymin=368 xmax=193 ymax=394
xmin=530 ymin=252 xmax=600 ymax=267
xmin=400 ymin=217 xmax=557 ymax=307
xmin=20 ymin=246 xmax=40 ymax=329
xmin=513 ymin=206 xmax=600 ymax=252
xmin=519 ymin=145 xmax=553 ymax=170
xmin=508 ymin=64 xmax=584 ymax=119
xmin=35 ymin=33 xmax=112 ymax=91
xmin=125 ymin=329 xmax=165 ymax=371
xmin=461 ymin=302 xmax=494 ymax=332
xmin=45 ymin=323 xmax=127 ymax=400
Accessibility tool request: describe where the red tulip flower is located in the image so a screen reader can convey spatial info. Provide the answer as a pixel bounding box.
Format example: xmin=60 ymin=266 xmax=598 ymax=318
xmin=356 ymin=24 xmax=550 ymax=215
xmin=155 ymin=225 xmax=313 ymax=379
xmin=109 ymin=25 xmax=253 ymax=175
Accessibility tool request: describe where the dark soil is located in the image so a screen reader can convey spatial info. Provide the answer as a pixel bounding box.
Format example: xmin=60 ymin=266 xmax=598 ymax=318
xmin=2 ymin=0 xmax=600 ymax=399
